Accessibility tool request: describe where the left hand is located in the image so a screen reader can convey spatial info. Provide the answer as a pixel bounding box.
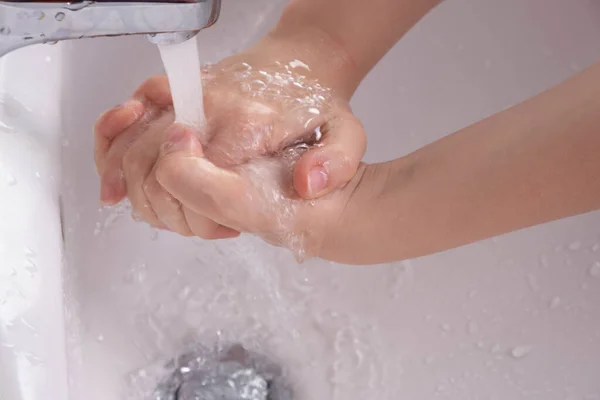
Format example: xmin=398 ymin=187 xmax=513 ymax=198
xmin=94 ymin=41 xmax=366 ymax=239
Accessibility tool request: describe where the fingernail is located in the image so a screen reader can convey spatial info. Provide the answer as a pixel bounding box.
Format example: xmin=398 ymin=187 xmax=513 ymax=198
xmin=161 ymin=124 xmax=191 ymax=156
xmin=100 ymin=182 xmax=117 ymax=205
xmin=307 ymin=165 xmax=328 ymax=196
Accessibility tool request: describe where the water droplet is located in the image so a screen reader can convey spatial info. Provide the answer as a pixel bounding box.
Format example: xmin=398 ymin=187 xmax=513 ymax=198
xmin=96 ymin=334 xmax=104 ymax=343
xmin=510 ymin=345 xmax=531 ymax=359
xmin=589 ymin=262 xmax=600 ymax=278
xmin=178 ymin=285 xmax=192 ymax=300
xmin=125 ymin=261 xmax=147 ymax=284
xmin=35 ymin=171 xmax=41 ymax=179
xmin=5 ymin=172 xmax=16 ymax=186
xmin=539 ymin=255 xmax=549 ymax=268
xmin=20 ymin=317 xmax=36 ymax=333
xmin=55 ymin=12 xmax=65 ymax=21
xmin=468 ymin=290 xmax=478 ymax=299
xmin=484 ymin=59 xmax=492 ymax=69
xmin=526 ymin=273 xmax=540 ymax=291
xmin=568 ymin=241 xmax=581 ymax=251
xmin=440 ymin=323 xmax=452 ymax=333
xmin=61 ymin=138 xmax=70 ymax=147
xmin=24 ymin=259 xmax=37 ymax=277
xmin=150 ymin=229 xmax=159 ymax=241
xmin=491 ymin=344 xmax=502 ymax=354
xmin=24 ymin=246 xmax=35 ymax=257
xmin=592 ymin=244 xmax=600 ymax=252
xmin=467 ymin=321 xmax=479 ymax=335
xmin=549 ymin=296 xmax=561 ymax=309
xmin=21 ymin=351 xmax=43 ymax=366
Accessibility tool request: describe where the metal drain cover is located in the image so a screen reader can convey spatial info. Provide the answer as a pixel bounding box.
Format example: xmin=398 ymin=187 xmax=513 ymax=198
xmin=153 ymin=344 xmax=292 ymax=400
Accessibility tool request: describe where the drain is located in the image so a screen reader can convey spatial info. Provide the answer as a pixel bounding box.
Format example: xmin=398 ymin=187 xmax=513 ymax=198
xmin=153 ymin=344 xmax=292 ymax=400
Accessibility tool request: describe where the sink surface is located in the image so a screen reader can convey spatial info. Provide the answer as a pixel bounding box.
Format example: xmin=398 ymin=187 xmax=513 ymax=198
xmin=2 ymin=0 xmax=600 ymax=399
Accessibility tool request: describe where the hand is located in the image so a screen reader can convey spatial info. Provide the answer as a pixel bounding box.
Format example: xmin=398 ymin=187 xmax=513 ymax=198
xmin=153 ymin=123 xmax=373 ymax=261
xmin=94 ymin=37 xmax=367 ymax=238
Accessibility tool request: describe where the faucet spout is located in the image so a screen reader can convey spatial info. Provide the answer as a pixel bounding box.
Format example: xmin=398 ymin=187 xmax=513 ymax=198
xmin=0 ymin=0 xmax=221 ymax=58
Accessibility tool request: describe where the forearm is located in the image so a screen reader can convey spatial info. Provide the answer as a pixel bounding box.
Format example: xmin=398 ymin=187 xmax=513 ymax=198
xmin=264 ymin=0 xmax=442 ymax=98
xmin=338 ymin=61 xmax=600 ymax=265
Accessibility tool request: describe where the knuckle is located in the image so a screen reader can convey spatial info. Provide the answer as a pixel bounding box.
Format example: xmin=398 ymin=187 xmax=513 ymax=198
xmin=136 ymin=75 xmax=171 ymax=106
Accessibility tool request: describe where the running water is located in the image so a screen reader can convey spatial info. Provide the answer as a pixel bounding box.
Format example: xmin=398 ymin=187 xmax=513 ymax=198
xmin=128 ymin=38 xmax=387 ymax=400
xmin=158 ymin=36 xmax=206 ymax=134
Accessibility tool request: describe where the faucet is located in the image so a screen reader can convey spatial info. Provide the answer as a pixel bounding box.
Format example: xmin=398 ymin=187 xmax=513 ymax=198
xmin=0 ymin=0 xmax=221 ymax=58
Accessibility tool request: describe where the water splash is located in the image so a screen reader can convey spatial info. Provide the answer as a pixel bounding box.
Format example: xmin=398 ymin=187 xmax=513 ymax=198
xmin=124 ymin=260 xmax=148 ymax=285
xmin=95 ymin=199 xmax=133 ymax=236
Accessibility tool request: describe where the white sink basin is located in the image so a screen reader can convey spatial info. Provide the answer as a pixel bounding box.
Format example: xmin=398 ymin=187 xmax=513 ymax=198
xmin=2 ymin=0 xmax=600 ymax=399
xmin=0 ymin=44 xmax=67 ymax=399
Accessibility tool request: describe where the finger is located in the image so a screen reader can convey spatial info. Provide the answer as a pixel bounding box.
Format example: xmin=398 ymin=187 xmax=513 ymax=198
xmin=155 ymin=127 xmax=248 ymax=230
xmin=143 ymin=166 xmax=193 ymax=236
xmin=293 ymin=113 xmax=367 ymax=199
xmin=132 ymin=75 xmax=173 ymax=107
xmin=145 ymin=124 xmax=240 ymax=239
xmin=96 ymin=76 xmax=172 ymax=205
xmin=94 ymin=99 xmax=145 ymax=176
xmin=99 ymin=167 xmax=127 ymax=206
xmin=121 ymin=120 xmax=174 ymax=226
xmin=182 ymin=206 xmax=240 ymax=240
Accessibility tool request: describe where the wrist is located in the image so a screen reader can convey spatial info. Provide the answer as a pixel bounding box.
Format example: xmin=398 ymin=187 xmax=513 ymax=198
xmin=258 ymin=22 xmax=363 ymax=99
xmin=319 ymin=161 xmax=399 ymax=264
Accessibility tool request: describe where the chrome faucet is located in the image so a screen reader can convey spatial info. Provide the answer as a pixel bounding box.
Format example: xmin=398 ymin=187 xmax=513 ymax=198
xmin=0 ymin=0 xmax=221 ymax=58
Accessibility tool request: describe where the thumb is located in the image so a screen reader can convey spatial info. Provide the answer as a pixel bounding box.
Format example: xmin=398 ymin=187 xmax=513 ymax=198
xmin=155 ymin=123 xmax=247 ymax=229
xmin=293 ymin=113 xmax=367 ymax=199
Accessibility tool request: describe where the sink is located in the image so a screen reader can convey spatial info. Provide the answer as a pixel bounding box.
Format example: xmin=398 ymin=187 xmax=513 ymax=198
xmin=2 ymin=0 xmax=600 ymax=399
xmin=0 ymin=44 xmax=67 ymax=399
